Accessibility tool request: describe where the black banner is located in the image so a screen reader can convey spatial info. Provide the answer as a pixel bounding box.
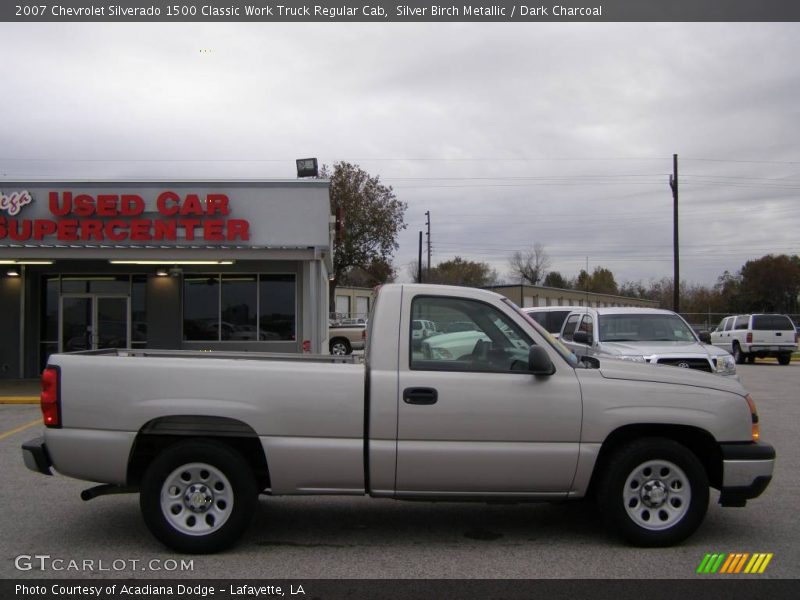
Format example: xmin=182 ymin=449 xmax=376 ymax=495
xmin=4 ymin=579 xmax=800 ymax=600
xmin=3 ymin=0 xmax=800 ymax=22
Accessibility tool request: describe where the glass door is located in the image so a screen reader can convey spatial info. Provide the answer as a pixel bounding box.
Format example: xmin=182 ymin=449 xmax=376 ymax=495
xmin=60 ymin=294 xmax=130 ymax=352
xmin=60 ymin=295 xmax=93 ymax=352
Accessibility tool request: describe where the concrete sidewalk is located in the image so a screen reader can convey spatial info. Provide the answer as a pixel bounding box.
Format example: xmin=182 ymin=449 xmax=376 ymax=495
xmin=0 ymin=379 xmax=39 ymax=404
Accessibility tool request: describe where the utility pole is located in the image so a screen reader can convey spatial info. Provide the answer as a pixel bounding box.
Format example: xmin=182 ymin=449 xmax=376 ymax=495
xmin=417 ymin=231 xmax=423 ymax=283
xmin=425 ymin=210 xmax=431 ymax=272
xmin=669 ymin=154 xmax=680 ymax=312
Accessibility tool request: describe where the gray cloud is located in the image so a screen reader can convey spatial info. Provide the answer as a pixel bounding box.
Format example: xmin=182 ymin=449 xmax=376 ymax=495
xmin=1 ymin=22 xmax=798 ymax=286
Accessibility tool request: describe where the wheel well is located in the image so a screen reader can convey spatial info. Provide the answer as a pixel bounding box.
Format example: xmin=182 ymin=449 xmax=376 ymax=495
xmin=587 ymin=424 xmax=722 ymax=497
xmin=330 ymin=336 xmax=350 ymax=346
xmin=127 ymin=416 xmax=270 ymax=491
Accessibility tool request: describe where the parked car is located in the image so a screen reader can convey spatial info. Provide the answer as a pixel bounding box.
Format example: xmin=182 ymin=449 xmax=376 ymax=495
xmin=523 ymin=306 xmax=583 ymax=339
xmin=441 ymin=320 xmax=478 ymax=333
xmin=328 ymin=323 xmax=366 ymax=355
xmin=709 ymin=314 xmax=798 ymax=365
xmin=23 ymin=284 xmax=773 ymax=553
xmin=421 ymin=329 xmax=490 ymax=360
xmin=560 ymin=307 xmax=737 ymax=378
xmin=411 ymin=319 xmax=438 ymax=347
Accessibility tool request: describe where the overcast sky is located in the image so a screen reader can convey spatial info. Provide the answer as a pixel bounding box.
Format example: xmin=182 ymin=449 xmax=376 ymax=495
xmin=1 ymin=22 xmax=798 ymax=287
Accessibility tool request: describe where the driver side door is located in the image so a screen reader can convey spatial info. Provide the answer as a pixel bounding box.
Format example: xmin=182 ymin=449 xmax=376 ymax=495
xmin=396 ymin=294 xmax=582 ymax=496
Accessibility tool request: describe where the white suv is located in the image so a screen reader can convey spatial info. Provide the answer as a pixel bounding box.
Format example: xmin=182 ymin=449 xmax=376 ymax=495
xmin=710 ymin=314 xmax=797 ymax=365
xmin=523 ymin=306 xmax=583 ymax=339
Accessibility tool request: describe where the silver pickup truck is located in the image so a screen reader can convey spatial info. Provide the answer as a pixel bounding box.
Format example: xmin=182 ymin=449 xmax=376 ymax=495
xmin=560 ymin=307 xmax=738 ymax=378
xmin=22 ymin=284 xmax=774 ymax=554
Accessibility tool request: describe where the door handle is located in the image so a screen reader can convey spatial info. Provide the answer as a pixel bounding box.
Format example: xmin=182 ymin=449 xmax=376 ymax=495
xmin=403 ymin=387 xmax=438 ymax=405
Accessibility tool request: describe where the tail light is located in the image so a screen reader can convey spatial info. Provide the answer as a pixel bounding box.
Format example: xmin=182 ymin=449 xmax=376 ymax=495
xmin=746 ymin=332 xmax=753 ymax=344
xmin=40 ymin=366 xmax=61 ymax=428
xmin=361 ymin=329 xmax=366 ymax=340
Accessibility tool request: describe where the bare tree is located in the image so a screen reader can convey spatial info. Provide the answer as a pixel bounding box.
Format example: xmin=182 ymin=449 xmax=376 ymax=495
xmin=508 ymin=243 xmax=551 ymax=285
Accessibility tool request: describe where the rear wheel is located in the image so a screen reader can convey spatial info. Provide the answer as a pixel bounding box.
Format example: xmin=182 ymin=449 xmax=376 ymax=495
xmin=140 ymin=439 xmax=257 ymax=553
xmin=597 ymin=438 xmax=709 ymax=547
xmin=329 ymin=338 xmax=352 ymax=355
xmin=732 ymin=343 xmax=746 ymax=364
xmin=777 ymin=354 xmax=792 ymax=365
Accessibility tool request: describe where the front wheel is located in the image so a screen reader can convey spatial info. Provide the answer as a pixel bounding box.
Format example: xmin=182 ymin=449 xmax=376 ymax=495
xmin=777 ymin=354 xmax=792 ymax=365
xmin=597 ymin=438 xmax=709 ymax=547
xmin=140 ymin=439 xmax=257 ymax=553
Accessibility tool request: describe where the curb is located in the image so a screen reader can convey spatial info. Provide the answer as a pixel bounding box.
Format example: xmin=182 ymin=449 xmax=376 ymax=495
xmin=0 ymin=397 xmax=39 ymax=405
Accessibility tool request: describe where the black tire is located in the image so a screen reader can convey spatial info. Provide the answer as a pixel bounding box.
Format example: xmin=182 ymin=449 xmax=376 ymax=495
xmin=596 ymin=438 xmax=709 ymax=547
xmin=329 ymin=338 xmax=352 ymax=355
xmin=747 ymin=355 xmax=756 ymax=364
xmin=140 ymin=439 xmax=257 ymax=554
xmin=732 ymin=343 xmax=746 ymax=364
xmin=777 ymin=354 xmax=792 ymax=366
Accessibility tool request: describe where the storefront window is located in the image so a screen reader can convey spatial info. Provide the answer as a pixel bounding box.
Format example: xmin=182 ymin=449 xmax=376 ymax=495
xmin=260 ymin=274 xmax=296 ymax=341
xmin=183 ymin=275 xmax=220 ymax=341
xmin=183 ymin=273 xmax=296 ymax=342
xmin=221 ymin=275 xmax=257 ymax=340
xmin=41 ymin=275 xmax=59 ymax=342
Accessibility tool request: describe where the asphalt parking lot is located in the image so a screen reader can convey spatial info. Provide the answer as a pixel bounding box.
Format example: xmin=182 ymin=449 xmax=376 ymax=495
xmin=1 ymin=363 xmax=798 ymax=580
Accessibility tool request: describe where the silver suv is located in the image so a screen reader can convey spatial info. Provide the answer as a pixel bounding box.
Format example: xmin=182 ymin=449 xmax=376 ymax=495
xmin=710 ymin=314 xmax=797 ymax=365
xmin=560 ymin=307 xmax=737 ymax=377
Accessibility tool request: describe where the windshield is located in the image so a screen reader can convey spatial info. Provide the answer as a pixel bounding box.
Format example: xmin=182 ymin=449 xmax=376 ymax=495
xmin=598 ymin=314 xmax=697 ymax=342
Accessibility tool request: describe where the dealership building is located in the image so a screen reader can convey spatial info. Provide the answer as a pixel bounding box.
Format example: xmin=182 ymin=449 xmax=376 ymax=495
xmin=0 ymin=179 xmax=333 ymax=380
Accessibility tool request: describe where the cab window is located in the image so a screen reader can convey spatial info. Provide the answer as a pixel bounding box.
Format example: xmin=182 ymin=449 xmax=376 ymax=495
xmin=577 ymin=315 xmax=594 ymax=343
xmin=561 ymin=314 xmax=580 ymax=341
xmin=410 ymin=296 xmax=533 ymax=373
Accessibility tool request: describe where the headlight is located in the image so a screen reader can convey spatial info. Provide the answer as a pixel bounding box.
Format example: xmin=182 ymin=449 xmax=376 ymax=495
xmin=715 ymin=354 xmax=737 ymax=375
xmin=617 ymin=355 xmax=646 ymax=363
xmin=432 ymin=347 xmax=452 ymax=360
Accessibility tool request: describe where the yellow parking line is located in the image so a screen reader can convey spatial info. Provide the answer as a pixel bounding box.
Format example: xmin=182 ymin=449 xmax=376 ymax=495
xmin=0 ymin=419 xmax=41 ymax=441
xmin=0 ymin=396 xmax=39 ymax=404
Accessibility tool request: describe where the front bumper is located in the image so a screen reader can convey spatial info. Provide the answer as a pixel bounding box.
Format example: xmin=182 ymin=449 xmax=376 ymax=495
xmin=22 ymin=436 xmax=52 ymax=476
xmin=719 ymin=441 xmax=775 ymax=507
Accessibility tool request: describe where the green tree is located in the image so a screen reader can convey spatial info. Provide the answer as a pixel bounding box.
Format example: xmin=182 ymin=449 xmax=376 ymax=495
xmin=322 ymin=162 xmax=407 ymax=303
xmin=421 ymin=256 xmax=499 ymax=287
xmin=737 ymin=254 xmax=800 ymax=313
xmin=589 ymin=267 xmax=618 ymax=295
xmin=714 ymin=270 xmax=743 ymax=312
xmin=543 ymin=271 xmax=570 ymax=289
xmin=342 ymin=258 xmax=396 ymax=288
xmin=573 ymin=266 xmax=618 ymax=295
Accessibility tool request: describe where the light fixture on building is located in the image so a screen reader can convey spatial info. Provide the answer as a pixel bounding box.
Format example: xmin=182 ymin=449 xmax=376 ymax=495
xmin=108 ymin=260 xmax=234 ymax=265
xmin=0 ymin=260 xmax=54 ymax=265
xmin=156 ymin=269 xmax=169 ymax=277
xmin=6 ymin=269 xmax=20 ymax=277
xmin=296 ymin=157 xmax=319 ymax=178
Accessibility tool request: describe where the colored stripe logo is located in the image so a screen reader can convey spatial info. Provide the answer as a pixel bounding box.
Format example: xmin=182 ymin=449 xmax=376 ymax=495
xmin=697 ymin=553 xmax=773 ymax=574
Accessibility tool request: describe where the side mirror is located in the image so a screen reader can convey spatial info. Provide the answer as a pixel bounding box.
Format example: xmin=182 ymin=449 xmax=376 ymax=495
xmin=573 ymin=330 xmax=592 ymax=345
xmin=528 ymin=345 xmax=556 ymax=376
xmin=698 ymin=331 xmax=711 ymax=344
